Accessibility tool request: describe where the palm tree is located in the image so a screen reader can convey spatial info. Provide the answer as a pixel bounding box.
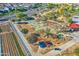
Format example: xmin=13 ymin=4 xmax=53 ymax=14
xmin=47 ymin=3 xmax=59 ymax=9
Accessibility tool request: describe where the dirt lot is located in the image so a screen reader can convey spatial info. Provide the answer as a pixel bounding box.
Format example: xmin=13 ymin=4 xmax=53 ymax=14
xmin=61 ymin=43 xmax=79 ymax=56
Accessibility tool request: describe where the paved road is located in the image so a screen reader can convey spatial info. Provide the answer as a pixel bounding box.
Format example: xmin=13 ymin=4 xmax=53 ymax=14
xmin=0 ymin=8 xmax=45 ymax=21
xmin=0 ymin=14 xmax=16 ymax=20
xmin=45 ymin=39 xmax=76 ymax=56
xmin=70 ymin=32 xmax=79 ymax=42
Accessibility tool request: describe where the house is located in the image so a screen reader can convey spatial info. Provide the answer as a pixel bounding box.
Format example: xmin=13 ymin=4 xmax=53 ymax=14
xmin=3 ymin=7 xmax=10 ymax=12
xmin=68 ymin=16 xmax=79 ymax=31
xmin=69 ymin=23 xmax=79 ymax=29
xmin=45 ymin=41 xmax=53 ymax=47
xmin=0 ymin=7 xmax=9 ymax=13
xmin=0 ymin=9 xmax=4 ymax=12
xmin=72 ymin=16 xmax=79 ymax=23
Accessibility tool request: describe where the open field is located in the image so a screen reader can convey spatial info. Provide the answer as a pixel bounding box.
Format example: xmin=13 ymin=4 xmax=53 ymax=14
xmin=0 ymin=23 xmax=24 ymax=56
xmin=60 ymin=43 xmax=79 ymax=56
xmin=17 ymin=21 xmax=72 ymax=55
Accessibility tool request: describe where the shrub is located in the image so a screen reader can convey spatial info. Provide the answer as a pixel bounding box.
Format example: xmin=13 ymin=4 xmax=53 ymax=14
xmin=21 ymin=29 xmax=28 ymax=34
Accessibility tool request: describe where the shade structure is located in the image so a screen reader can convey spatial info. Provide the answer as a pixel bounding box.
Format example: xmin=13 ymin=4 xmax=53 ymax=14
xmin=69 ymin=23 xmax=79 ymax=29
xmin=39 ymin=41 xmax=47 ymax=48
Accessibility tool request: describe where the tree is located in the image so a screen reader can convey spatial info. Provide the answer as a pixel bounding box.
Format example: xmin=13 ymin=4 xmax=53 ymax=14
xmin=42 ymin=11 xmax=53 ymax=20
xmin=68 ymin=18 xmax=73 ymax=24
xmin=45 ymin=28 xmax=52 ymax=37
xmin=28 ymin=33 xmax=40 ymax=44
xmin=26 ymin=17 xmax=35 ymax=20
xmin=33 ymin=33 xmax=40 ymax=37
xmin=75 ymin=7 xmax=79 ymax=12
xmin=29 ymin=35 xmax=38 ymax=44
xmin=17 ymin=8 xmax=27 ymax=12
xmin=33 ymin=13 xmax=37 ymax=16
xmin=40 ymin=16 xmax=47 ymax=21
xmin=0 ymin=28 xmax=2 ymax=33
xmin=21 ymin=29 xmax=28 ymax=34
xmin=32 ymin=3 xmax=42 ymax=9
xmin=0 ymin=13 xmax=4 ymax=16
xmin=16 ymin=12 xmax=28 ymax=20
xmin=17 ymin=19 xmax=22 ymax=21
xmin=11 ymin=19 xmax=16 ymax=22
xmin=57 ymin=7 xmax=64 ymax=15
xmin=64 ymin=4 xmax=76 ymax=17
xmin=57 ymin=33 xmax=63 ymax=39
xmin=47 ymin=3 xmax=58 ymax=9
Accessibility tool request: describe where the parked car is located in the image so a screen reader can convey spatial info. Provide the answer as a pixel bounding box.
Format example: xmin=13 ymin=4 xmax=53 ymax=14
xmin=67 ymin=28 xmax=79 ymax=32
xmin=68 ymin=23 xmax=79 ymax=32
xmin=67 ymin=29 xmax=74 ymax=32
xmin=54 ymin=48 xmax=61 ymax=51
